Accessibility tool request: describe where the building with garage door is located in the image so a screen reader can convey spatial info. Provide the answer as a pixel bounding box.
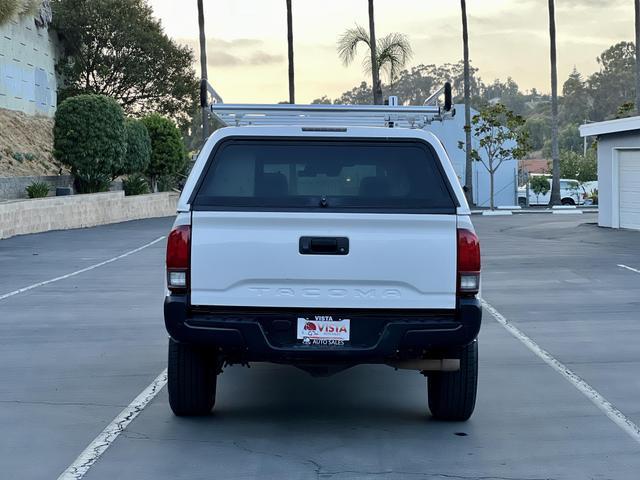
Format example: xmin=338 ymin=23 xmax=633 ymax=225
xmin=580 ymin=117 xmax=640 ymax=231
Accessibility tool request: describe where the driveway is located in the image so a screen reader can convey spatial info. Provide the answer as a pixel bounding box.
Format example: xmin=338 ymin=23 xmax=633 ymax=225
xmin=1 ymin=212 xmax=639 ymax=479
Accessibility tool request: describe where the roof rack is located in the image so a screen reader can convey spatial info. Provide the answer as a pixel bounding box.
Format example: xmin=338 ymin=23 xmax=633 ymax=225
xmin=205 ymin=82 xmax=455 ymax=130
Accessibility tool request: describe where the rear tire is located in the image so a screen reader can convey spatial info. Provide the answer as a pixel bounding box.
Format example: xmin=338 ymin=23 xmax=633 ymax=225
xmin=561 ymin=198 xmax=575 ymax=206
xmin=168 ymin=338 xmax=218 ymax=416
xmin=427 ymin=340 xmax=478 ymax=421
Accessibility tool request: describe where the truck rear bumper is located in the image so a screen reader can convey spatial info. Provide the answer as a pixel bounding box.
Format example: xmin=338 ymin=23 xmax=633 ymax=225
xmin=164 ymin=296 xmax=481 ymax=364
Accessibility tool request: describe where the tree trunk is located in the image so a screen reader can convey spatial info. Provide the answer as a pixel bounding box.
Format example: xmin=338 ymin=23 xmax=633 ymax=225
xmin=461 ymin=0 xmax=473 ymax=206
xmin=286 ymin=0 xmax=295 ymax=104
xmin=635 ymin=0 xmax=640 ymax=113
xmin=197 ymin=0 xmax=209 ymax=144
xmin=548 ymin=0 xmax=561 ymax=206
xmin=489 ymin=169 xmax=495 ymax=211
xmin=367 ymin=0 xmax=382 ymax=104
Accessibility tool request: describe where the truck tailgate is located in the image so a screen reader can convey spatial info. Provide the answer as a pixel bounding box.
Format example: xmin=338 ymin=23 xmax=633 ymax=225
xmin=190 ymin=211 xmax=457 ymax=309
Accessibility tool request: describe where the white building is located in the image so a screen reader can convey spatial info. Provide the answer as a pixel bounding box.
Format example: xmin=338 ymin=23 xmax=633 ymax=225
xmin=426 ymin=104 xmax=518 ymax=207
xmin=0 ymin=6 xmax=58 ymax=117
xmin=580 ymin=117 xmax=640 ymax=231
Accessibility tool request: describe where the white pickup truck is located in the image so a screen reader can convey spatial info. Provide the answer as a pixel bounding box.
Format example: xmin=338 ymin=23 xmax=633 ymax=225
xmin=164 ymin=108 xmax=482 ymax=421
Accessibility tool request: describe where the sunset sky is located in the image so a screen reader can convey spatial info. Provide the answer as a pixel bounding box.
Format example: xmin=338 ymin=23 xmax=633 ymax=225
xmin=147 ymin=0 xmax=636 ymax=103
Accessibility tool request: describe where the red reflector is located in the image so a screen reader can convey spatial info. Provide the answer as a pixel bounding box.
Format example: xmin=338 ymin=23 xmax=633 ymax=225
xmin=167 ymin=225 xmax=191 ymax=269
xmin=457 ymin=229 xmax=480 ymax=273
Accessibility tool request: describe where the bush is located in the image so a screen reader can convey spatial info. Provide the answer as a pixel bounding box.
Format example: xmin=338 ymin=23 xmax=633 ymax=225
xmin=25 ymin=181 xmax=50 ymax=198
xmin=117 ymin=119 xmax=152 ymax=177
xmin=53 ymin=94 xmax=126 ymax=193
xmin=141 ymin=114 xmax=186 ymax=192
xmin=12 ymin=152 xmax=24 ymax=162
xmin=123 ymin=173 xmax=150 ymax=196
xmin=530 ymin=175 xmax=550 ymax=200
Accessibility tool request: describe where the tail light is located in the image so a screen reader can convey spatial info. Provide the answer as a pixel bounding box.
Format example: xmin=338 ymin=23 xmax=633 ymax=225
xmin=166 ymin=225 xmax=191 ymax=294
xmin=457 ymin=228 xmax=480 ymax=296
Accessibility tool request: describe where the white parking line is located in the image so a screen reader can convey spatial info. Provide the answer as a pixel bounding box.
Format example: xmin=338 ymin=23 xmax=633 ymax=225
xmin=618 ymin=264 xmax=640 ymax=274
xmin=482 ymin=298 xmax=640 ymax=446
xmin=0 ymin=236 xmax=165 ymax=302
xmin=56 ymin=370 xmax=168 ymax=480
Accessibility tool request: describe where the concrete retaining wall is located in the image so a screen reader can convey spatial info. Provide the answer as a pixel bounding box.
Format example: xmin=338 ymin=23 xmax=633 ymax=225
xmin=0 ymin=191 xmax=178 ymax=239
xmin=0 ymin=175 xmax=73 ymax=200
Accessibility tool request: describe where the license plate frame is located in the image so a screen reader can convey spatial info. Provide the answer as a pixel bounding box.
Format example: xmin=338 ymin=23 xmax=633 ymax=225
xmin=296 ymin=316 xmax=351 ymax=346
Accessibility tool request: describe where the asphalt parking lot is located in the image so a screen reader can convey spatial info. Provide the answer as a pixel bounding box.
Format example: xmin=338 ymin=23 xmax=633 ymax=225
xmin=1 ymin=212 xmax=640 ymax=480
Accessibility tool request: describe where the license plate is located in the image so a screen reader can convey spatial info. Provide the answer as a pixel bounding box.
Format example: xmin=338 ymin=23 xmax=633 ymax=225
xmin=297 ymin=316 xmax=350 ymax=346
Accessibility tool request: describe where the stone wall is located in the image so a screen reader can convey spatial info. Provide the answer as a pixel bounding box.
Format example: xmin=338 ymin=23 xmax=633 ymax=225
xmin=0 ymin=191 xmax=178 ymax=239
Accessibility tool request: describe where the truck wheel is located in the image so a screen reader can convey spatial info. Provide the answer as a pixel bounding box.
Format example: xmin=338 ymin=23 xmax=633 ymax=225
xmin=168 ymin=338 xmax=218 ymax=416
xmin=427 ymin=340 xmax=478 ymax=421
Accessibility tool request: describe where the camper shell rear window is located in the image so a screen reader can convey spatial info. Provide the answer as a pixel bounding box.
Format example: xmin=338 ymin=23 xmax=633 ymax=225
xmin=191 ymin=137 xmax=458 ymax=213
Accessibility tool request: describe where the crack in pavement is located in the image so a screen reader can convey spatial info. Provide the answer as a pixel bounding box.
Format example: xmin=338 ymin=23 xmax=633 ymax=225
xmin=56 ymin=369 xmax=167 ymax=480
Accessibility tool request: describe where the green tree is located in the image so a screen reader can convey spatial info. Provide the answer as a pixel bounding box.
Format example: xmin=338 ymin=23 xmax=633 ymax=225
xmin=530 ymin=175 xmax=550 ymax=204
xmin=337 ymin=25 xmax=412 ymax=100
xmin=462 ymin=103 xmax=530 ymax=210
xmin=333 ymin=82 xmax=374 ymax=105
xmin=561 ymin=68 xmax=591 ymax=124
xmin=525 ymin=115 xmax=550 ymax=151
xmin=588 ymin=42 xmax=636 ymax=120
xmin=141 ymin=114 xmax=186 ymax=192
xmin=52 ymin=0 xmax=199 ymax=127
xmin=554 ymin=150 xmax=597 ymax=183
xmin=53 ymin=94 xmax=126 ymax=193
xmin=119 ymin=119 xmax=151 ymax=177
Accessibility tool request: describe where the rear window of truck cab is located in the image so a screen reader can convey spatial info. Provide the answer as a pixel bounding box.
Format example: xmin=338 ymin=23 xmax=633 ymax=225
xmin=191 ymin=138 xmax=458 ymax=213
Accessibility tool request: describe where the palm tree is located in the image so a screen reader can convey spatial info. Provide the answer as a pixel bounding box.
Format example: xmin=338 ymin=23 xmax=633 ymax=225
xmin=635 ymin=0 xmax=640 ymax=113
xmin=337 ymin=26 xmax=412 ymax=101
xmin=367 ymin=0 xmax=382 ymax=104
xmin=197 ymin=0 xmax=209 ymax=143
xmin=286 ymin=0 xmax=295 ymax=104
xmin=461 ymin=0 xmax=473 ymax=206
xmin=548 ymin=0 xmax=561 ymax=205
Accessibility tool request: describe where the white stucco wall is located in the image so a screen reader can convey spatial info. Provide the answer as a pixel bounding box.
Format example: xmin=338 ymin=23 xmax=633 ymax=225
xmin=0 ymin=15 xmax=57 ymax=116
xmin=596 ymin=132 xmax=640 ymax=228
xmin=426 ymin=104 xmax=517 ymax=206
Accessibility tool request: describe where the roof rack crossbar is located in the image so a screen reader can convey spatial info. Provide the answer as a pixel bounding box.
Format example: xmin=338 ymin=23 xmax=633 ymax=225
xmin=211 ymin=103 xmax=453 ymax=129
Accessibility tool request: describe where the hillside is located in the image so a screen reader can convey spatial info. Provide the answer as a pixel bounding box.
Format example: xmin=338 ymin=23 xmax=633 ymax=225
xmin=0 ymin=108 xmax=65 ymax=177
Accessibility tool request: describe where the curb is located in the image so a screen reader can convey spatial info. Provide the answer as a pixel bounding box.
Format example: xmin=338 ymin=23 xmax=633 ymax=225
xmin=472 ymin=208 xmax=597 ymax=216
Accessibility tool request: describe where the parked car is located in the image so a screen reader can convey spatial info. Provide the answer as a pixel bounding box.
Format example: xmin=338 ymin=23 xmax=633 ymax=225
xmin=518 ymin=177 xmax=588 ymax=206
xmin=164 ymin=122 xmax=482 ymax=421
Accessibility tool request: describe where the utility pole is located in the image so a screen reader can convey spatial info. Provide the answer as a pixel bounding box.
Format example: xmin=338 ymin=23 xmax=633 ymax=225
xmin=197 ymin=0 xmax=209 ymax=144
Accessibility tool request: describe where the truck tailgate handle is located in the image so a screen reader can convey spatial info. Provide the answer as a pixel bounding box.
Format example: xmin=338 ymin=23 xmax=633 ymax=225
xmin=299 ymin=237 xmax=349 ymax=255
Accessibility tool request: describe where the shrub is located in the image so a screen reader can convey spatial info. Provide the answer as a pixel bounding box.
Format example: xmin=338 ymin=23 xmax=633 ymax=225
xmin=530 ymin=175 xmax=550 ymax=202
xmin=53 ymin=94 xmax=126 ymax=193
xmin=24 ymin=152 xmax=37 ymax=161
xmin=123 ymin=173 xmax=150 ymax=196
xmin=12 ymin=151 xmax=24 ymax=162
xmin=25 ymin=181 xmax=50 ymax=198
xmin=141 ymin=114 xmax=186 ymax=192
xmin=118 ymin=119 xmax=152 ymax=177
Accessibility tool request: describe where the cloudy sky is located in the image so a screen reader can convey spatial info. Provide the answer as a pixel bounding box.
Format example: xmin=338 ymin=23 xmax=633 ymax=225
xmin=148 ymin=0 xmax=635 ymax=103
